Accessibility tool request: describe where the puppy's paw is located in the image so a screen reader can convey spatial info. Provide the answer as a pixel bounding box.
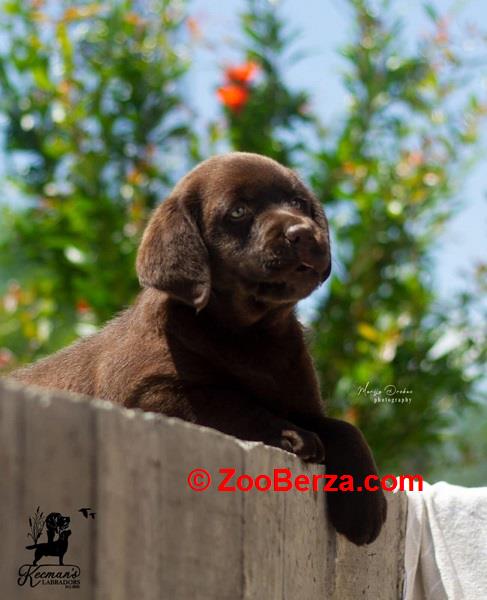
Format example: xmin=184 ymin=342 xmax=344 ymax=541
xmin=327 ymin=484 xmax=388 ymax=545
xmin=279 ymin=428 xmax=325 ymax=463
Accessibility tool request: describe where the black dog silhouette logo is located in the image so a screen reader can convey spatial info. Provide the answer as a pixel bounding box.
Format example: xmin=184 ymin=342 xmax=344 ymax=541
xmin=25 ymin=510 xmax=71 ymax=565
xmin=17 ymin=506 xmax=91 ymax=589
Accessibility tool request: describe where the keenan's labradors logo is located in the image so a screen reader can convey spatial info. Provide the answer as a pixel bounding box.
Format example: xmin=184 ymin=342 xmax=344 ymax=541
xmin=17 ymin=505 xmax=94 ymax=589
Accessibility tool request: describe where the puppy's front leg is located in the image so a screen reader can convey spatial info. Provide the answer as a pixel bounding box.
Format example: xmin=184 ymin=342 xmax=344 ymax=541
xmin=135 ymin=384 xmax=325 ymax=463
xmin=190 ymin=388 xmax=327 ymax=464
xmin=291 ymin=414 xmax=387 ymax=545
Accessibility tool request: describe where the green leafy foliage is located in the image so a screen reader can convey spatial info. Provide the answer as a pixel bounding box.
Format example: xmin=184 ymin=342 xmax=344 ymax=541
xmin=0 ymin=0 xmax=190 ymax=360
xmin=309 ymin=1 xmax=487 ymax=473
xmin=0 ymin=0 xmax=485 ymax=477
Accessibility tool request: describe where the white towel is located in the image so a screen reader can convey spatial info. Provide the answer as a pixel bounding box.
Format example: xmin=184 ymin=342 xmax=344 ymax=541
xmin=404 ymin=481 xmax=487 ymax=600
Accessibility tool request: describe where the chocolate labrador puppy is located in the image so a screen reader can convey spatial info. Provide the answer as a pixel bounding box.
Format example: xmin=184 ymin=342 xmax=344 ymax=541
xmin=11 ymin=152 xmax=386 ymax=545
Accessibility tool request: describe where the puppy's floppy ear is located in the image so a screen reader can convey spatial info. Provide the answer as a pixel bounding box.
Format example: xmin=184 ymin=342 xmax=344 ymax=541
xmin=136 ymin=191 xmax=211 ymax=311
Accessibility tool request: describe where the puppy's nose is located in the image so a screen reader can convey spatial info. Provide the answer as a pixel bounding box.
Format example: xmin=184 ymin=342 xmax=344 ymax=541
xmin=285 ymin=223 xmax=314 ymax=246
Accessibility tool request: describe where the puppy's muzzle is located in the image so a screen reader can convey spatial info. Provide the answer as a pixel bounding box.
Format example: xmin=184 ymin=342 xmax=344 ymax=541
xmin=284 ymin=222 xmax=330 ymax=278
xmin=285 ymin=223 xmax=314 ymax=246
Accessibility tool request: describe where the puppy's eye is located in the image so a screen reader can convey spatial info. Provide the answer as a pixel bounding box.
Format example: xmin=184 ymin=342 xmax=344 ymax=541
xmin=229 ymin=205 xmax=248 ymax=220
xmin=289 ymin=197 xmax=305 ymax=210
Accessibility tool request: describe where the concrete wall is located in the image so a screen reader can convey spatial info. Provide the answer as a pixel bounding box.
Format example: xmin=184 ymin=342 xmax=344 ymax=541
xmin=0 ymin=379 xmax=407 ymax=599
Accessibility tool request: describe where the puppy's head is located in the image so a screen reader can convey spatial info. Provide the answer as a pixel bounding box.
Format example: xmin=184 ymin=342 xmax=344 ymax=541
xmin=136 ymin=152 xmax=331 ymax=313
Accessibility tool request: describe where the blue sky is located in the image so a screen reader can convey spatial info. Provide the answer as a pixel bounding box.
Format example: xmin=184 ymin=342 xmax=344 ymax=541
xmin=189 ymin=0 xmax=487 ymax=304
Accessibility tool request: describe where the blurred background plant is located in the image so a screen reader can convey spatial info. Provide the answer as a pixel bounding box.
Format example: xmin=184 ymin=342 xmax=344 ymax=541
xmin=0 ymin=0 xmax=486 ymax=482
xmin=0 ymin=0 xmax=191 ymax=356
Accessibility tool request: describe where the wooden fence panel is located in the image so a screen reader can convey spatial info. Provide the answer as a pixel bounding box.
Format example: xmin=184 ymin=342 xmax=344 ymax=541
xmin=0 ymin=379 xmax=407 ymax=599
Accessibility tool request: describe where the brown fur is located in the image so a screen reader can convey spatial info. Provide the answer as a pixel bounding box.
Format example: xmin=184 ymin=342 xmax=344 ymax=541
xmin=10 ymin=152 xmax=386 ymax=545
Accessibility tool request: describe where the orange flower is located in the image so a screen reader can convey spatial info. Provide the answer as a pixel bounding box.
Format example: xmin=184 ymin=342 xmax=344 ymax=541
xmin=407 ymin=151 xmax=424 ymax=167
xmin=434 ymin=18 xmax=449 ymax=45
xmin=225 ymin=61 xmax=259 ymax=84
xmin=127 ymin=168 xmax=143 ymax=185
xmin=217 ymin=85 xmax=249 ymax=112
xmin=343 ymin=406 xmax=359 ymax=425
xmin=63 ymin=4 xmax=102 ymax=22
xmin=32 ymin=11 xmax=49 ymax=23
xmin=342 ymin=161 xmax=356 ymax=175
xmin=187 ymin=17 xmax=202 ymax=40
xmin=76 ymin=299 xmax=91 ymax=314
xmin=124 ymin=12 xmax=145 ymax=26
xmin=0 ymin=348 xmax=13 ymax=368
xmin=58 ymin=80 xmax=73 ymax=96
